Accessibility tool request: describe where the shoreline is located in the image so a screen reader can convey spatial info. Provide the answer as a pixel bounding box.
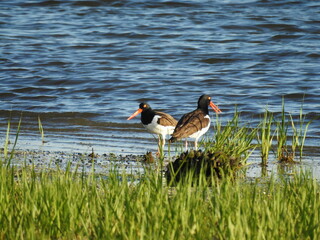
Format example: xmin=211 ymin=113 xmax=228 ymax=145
xmin=2 ymin=147 xmax=320 ymax=180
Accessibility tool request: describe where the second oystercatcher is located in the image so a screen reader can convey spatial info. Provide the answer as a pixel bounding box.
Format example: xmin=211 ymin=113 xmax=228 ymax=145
xmin=127 ymin=103 xmax=178 ymax=154
xmin=169 ymin=94 xmax=221 ymax=150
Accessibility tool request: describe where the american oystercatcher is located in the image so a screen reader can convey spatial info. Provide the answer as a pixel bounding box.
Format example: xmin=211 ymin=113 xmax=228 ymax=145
xmin=169 ymin=94 xmax=221 ymax=150
xmin=127 ymin=103 xmax=178 ymax=153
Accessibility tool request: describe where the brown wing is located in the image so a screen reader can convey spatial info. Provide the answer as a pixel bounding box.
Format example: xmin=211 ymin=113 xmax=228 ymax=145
xmin=155 ymin=111 xmax=178 ymax=127
xmin=171 ymin=109 xmax=209 ymax=139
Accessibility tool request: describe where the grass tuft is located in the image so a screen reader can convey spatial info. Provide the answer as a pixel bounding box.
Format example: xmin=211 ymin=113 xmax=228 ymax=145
xmin=257 ymin=108 xmax=275 ymax=165
xmin=166 ymin=110 xmax=257 ymax=184
xmin=276 ymin=97 xmax=290 ymax=161
xmin=38 ymin=115 xmax=45 ymax=144
xmin=289 ymin=99 xmax=312 ymax=161
xmin=204 ymin=110 xmax=256 ymax=165
xmin=275 ymin=97 xmax=311 ymax=162
xmin=2 ymin=114 xmax=22 ymax=167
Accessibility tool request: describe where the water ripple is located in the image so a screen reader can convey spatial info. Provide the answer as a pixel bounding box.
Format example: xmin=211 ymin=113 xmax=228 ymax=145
xmin=0 ymin=0 xmax=319 ymax=155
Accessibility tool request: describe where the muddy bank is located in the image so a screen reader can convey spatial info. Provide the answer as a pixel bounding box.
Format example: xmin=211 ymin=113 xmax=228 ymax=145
xmin=2 ymin=149 xmax=320 ymax=180
xmin=1 ymin=149 xmax=148 ymax=176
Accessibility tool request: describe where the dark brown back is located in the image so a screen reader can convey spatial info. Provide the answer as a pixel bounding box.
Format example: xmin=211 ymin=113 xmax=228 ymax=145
xmin=155 ymin=111 xmax=178 ymax=127
xmin=172 ymin=109 xmax=209 ymax=139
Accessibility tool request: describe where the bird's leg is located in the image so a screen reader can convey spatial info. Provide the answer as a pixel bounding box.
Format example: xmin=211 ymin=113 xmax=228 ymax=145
xmin=162 ymin=135 xmax=165 ymax=151
xmin=185 ymin=139 xmax=188 ymax=151
xmin=194 ymin=139 xmax=198 ymax=151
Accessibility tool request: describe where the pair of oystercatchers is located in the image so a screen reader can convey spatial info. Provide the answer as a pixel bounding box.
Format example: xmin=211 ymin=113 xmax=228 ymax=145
xmin=127 ymin=94 xmax=221 ymax=152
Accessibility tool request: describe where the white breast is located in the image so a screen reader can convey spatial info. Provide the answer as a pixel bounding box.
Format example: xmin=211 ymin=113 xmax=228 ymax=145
xmin=144 ymin=115 xmax=175 ymax=136
xmin=188 ymin=115 xmax=211 ymax=139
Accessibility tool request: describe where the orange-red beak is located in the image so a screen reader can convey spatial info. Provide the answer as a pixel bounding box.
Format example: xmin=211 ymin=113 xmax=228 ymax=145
xmin=127 ymin=108 xmax=143 ymax=120
xmin=209 ymin=101 xmax=222 ymax=113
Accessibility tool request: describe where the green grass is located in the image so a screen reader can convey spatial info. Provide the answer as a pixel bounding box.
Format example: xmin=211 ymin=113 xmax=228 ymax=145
xmin=2 ymin=114 xmax=22 ymax=167
xmin=203 ymin=110 xmax=256 ymax=166
xmin=276 ymin=97 xmax=289 ymax=161
xmin=0 ymin=164 xmax=319 ymax=239
xmin=257 ymin=108 xmax=274 ymax=166
xmin=274 ymin=97 xmax=311 ymax=163
xmin=3 ymin=116 xmax=10 ymax=160
xmin=255 ymin=98 xmax=311 ymax=165
xmin=38 ymin=115 xmax=45 ymax=144
xmin=289 ymin=101 xmax=312 ymax=161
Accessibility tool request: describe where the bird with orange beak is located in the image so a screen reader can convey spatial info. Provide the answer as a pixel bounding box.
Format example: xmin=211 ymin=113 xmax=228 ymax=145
xmin=127 ymin=103 xmax=177 ymax=154
xmin=169 ymin=94 xmax=221 ymax=150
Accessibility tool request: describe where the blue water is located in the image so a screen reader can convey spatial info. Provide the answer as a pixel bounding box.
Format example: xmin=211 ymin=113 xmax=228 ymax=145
xmin=0 ymin=0 xmax=319 ymax=158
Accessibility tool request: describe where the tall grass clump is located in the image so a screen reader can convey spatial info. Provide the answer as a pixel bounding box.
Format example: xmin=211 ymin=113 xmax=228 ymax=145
xmin=255 ymin=97 xmax=312 ymax=164
xmin=206 ymin=110 xmax=256 ymax=164
xmin=0 ymin=164 xmax=319 ymax=239
xmin=166 ymin=111 xmax=256 ymax=183
xmin=276 ymin=98 xmax=290 ymax=161
xmin=289 ymin=101 xmax=312 ymax=161
xmin=257 ymin=108 xmax=274 ymax=165
xmin=275 ymin=98 xmax=311 ymax=162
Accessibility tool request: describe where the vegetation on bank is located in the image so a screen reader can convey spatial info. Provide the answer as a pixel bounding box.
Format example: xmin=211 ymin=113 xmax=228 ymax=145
xmin=0 ymin=98 xmax=317 ymax=239
xmin=0 ymin=164 xmax=319 ymax=239
xmin=166 ymin=99 xmax=312 ymax=181
xmin=206 ymin=97 xmax=312 ymax=166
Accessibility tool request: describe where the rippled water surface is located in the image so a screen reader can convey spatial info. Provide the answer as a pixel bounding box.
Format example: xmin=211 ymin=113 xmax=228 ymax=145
xmin=1 ymin=0 xmax=319 ymax=160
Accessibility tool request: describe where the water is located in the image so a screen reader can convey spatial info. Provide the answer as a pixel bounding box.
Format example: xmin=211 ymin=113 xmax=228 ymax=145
xmin=1 ymin=0 xmax=319 ymax=162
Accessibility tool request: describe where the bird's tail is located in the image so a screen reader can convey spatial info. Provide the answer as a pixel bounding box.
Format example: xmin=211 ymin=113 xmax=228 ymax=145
xmin=169 ymin=137 xmax=177 ymax=143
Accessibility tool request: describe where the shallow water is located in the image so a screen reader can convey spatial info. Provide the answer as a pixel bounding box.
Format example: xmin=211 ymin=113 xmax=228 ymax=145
xmin=1 ymin=0 xmax=319 ymax=162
